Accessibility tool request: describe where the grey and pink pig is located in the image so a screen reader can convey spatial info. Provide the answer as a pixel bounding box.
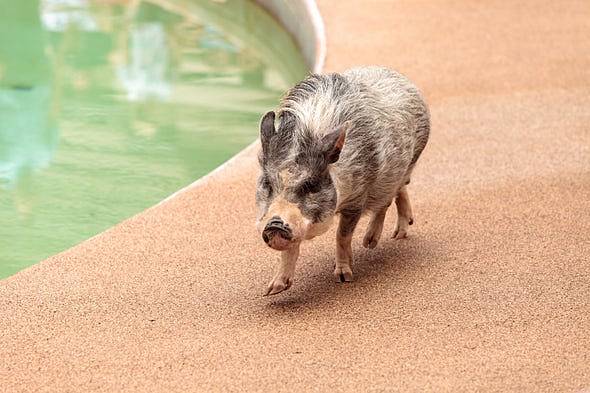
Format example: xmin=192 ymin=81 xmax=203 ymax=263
xmin=256 ymin=66 xmax=430 ymax=295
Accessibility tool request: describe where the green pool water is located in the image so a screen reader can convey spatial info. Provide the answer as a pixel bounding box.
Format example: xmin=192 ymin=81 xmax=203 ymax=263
xmin=0 ymin=0 xmax=307 ymax=278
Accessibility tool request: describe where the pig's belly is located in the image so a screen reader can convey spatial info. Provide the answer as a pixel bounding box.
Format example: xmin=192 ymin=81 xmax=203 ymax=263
xmin=334 ymin=162 xmax=410 ymax=214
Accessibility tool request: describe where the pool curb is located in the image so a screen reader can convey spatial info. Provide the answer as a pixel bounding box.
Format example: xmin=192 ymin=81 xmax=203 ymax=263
xmin=255 ymin=0 xmax=326 ymax=73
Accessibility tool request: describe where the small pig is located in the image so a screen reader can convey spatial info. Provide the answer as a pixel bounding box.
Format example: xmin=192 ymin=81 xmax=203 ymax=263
xmin=256 ymin=66 xmax=430 ymax=295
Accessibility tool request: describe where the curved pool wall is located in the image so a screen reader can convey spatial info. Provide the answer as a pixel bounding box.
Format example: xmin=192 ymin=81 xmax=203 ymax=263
xmin=0 ymin=0 xmax=316 ymax=279
xmin=254 ymin=0 xmax=325 ymax=73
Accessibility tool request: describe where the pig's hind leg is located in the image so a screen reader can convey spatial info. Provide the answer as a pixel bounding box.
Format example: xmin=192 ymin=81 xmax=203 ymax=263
xmin=393 ymin=186 xmax=414 ymax=239
xmin=334 ymin=209 xmax=362 ymax=282
xmin=362 ymin=203 xmax=391 ymax=249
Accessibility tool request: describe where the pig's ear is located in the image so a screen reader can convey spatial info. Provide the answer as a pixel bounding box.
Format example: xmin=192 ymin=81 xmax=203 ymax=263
xmin=322 ymin=124 xmax=347 ymax=163
xmin=260 ymin=111 xmax=276 ymax=156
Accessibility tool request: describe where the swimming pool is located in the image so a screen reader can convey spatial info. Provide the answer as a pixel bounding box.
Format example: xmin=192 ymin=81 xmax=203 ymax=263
xmin=0 ymin=0 xmax=307 ymax=278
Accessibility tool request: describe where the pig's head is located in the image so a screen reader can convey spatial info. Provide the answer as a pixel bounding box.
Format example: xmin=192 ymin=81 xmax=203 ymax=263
xmin=255 ymin=110 xmax=346 ymax=251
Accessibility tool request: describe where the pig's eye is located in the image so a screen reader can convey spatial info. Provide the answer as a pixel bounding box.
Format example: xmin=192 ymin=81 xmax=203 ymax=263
xmin=299 ymin=179 xmax=321 ymax=195
xmin=262 ymin=177 xmax=273 ymax=196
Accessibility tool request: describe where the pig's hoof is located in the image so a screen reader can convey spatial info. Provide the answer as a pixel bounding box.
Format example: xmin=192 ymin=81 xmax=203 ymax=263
xmin=362 ymin=232 xmax=380 ymax=249
xmin=333 ymin=265 xmax=353 ymax=283
xmin=393 ymin=227 xmax=408 ymax=239
xmin=264 ymin=275 xmax=293 ymax=296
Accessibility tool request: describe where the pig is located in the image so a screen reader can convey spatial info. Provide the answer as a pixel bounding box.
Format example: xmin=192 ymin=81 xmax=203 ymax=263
xmin=255 ymin=66 xmax=430 ymax=295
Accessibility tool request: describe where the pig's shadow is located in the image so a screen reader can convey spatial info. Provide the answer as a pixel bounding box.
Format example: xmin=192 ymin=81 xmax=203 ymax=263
xmin=263 ymin=232 xmax=438 ymax=310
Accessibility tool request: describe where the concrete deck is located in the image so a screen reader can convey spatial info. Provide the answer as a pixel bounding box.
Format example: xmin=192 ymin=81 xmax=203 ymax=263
xmin=2 ymin=0 xmax=590 ymax=391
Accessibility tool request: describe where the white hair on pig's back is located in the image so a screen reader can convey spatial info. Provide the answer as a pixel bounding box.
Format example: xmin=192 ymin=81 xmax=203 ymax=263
xmin=279 ymin=74 xmax=343 ymax=137
xmin=276 ymin=66 xmax=430 ymax=214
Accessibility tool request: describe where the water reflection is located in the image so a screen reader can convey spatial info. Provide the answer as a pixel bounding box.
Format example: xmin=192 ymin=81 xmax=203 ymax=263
xmin=41 ymin=0 xmax=99 ymax=32
xmin=0 ymin=0 xmax=58 ymax=191
xmin=0 ymin=0 xmax=306 ymax=277
xmin=117 ymin=22 xmax=171 ymax=101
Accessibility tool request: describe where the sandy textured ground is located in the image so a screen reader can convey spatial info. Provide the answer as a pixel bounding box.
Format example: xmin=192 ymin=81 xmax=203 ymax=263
xmin=2 ymin=0 xmax=590 ymax=392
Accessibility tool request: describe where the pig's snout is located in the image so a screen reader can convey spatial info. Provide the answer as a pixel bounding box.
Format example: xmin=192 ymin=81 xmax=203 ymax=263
xmin=262 ymin=216 xmax=293 ymax=250
xmin=262 ymin=216 xmax=293 ymax=241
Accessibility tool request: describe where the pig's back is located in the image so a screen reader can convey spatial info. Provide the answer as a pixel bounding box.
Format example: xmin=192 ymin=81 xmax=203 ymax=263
xmin=343 ymin=66 xmax=429 ymax=161
xmin=279 ymin=67 xmax=430 ymax=213
xmin=333 ymin=67 xmax=430 ymax=212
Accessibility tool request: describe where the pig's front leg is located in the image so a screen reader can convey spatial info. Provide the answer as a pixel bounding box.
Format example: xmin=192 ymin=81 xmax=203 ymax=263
xmin=334 ymin=210 xmax=361 ymax=282
xmin=265 ymin=245 xmax=300 ymax=296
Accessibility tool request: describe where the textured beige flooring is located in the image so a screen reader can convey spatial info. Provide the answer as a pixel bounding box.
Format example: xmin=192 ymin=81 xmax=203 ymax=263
xmin=2 ymin=1 xmax=590 ymax=392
